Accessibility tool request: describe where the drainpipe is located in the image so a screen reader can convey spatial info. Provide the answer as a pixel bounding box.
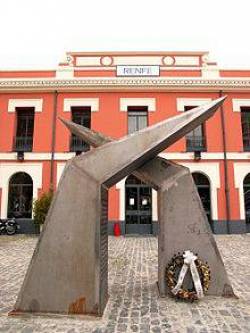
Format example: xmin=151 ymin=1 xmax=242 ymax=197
xmin=50 ymin=90 xmax=58 ymax=191
xmin=219 ymin=90 xmax=230 ymax=234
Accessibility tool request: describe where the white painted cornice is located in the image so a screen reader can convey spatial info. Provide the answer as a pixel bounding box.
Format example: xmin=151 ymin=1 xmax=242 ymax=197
xmin=63 ymin=98 xmax=99 ymax=112
xmin=232 ymin=99 xmax=250 ymax=112
xmin=8 ymin=98 xmax=43 ymax=112
xmin=120 ymin=98 xmax=156 ymax=111
xmin=1 ymin=151 xmax=250 ymax=161
xmin=1 ymin=77 xmax=250 ymax=92
xmin=176 ymin=98 xmax=211 ymax=111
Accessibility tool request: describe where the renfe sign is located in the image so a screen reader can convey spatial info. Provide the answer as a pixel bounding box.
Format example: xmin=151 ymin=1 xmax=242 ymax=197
xmin=117 ymin=65 xmax=160 ymax=77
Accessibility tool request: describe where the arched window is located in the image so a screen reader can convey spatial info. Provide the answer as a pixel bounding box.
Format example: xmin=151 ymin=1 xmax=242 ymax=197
xmin=192 ymin=172 xmax=211 ymax=222
xmin=7 ymin=172 xmax=33 ymax=218
xmin=243 ymin=174 xmax=250 ymax=224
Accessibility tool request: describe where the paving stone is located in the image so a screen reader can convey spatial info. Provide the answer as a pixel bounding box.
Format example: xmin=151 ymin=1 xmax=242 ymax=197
xmin=139 ymin=324 xmax=150 ymax=332
xmin=1 ymin=235 xmax=250 ymax=332
xmin=21 ymin=328 xmax=34 ymax=333
xmin=130 ymin=325 xmax=139 ymax=332
xmin=219 ymin=310 xmax=231 ymax=316
xmin=116 ymin=324 xmax=127 ymax=332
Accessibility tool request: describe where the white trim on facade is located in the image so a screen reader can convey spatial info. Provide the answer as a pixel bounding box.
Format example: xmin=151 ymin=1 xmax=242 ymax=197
xmin=181 ymin=162 xmax=220 ymax=220
xmin=116 ymin=178 xmax=126 ymax=221
xmin=75 ymin=55 xmax=201 ymax=67
xmin=55 ymin=153 xmax=75 ymax=160
xmin=8 ymin=99 xmax=43 ymax=112
xmin=160 ymin=151 xmax=250 ymax=160
xmin=232 ymin=99 xmax=250 ymax=112
xmin=63 ymin=98 xmax=99 ymax=112
xmin=223 ymin=152 xmax=250 ymax=160
xmin=120 ymin=98 xmax=156 ymax=112
xmin=0 ymin=163 xmax=43 ymax=218
xmin=233 ymin=162 xmax=250 ymax=219
xmin=201 ymin=68 xmax=220 ymax=79
xmin=55 ymin=152 xmax=76 ymax=161
xmin=57 ymin=162 xmax=67 ymax=186
xmin=2 ymin=77 xmax=250 ymax=92
xmin=56 ymin=67 xmax=74 ymax=79
xmin=1 ymin=151 xmax=250 ymax=161
xmin=152 ymin=189 xmax=158 ymax=221
xmin=159 ymin=152 xmax=225 ymax=160
xmin=176 ymin=98 xmax=212 ymax=111
xmin=174 ymin=56 xmax=200 ymax=66
xmin=76 ymin=57 xmax=102 ymax=67
xmin=71 ymin=66 xmax=213 ymax=71
xmin=0 ymin=152 xmax=76 ymax=161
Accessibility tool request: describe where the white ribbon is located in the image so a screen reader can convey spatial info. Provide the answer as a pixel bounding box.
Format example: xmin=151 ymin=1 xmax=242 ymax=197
xmin=172 ymin=250 xmax=204 ymax=299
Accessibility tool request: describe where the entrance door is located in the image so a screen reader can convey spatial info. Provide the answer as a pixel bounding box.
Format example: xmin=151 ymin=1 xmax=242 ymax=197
xmin=125 ymin=175 xmax=152 ymax=234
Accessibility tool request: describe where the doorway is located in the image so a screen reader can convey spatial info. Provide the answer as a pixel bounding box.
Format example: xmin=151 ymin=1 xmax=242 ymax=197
xmin=125 ymin=175 xmax=152 ymax=234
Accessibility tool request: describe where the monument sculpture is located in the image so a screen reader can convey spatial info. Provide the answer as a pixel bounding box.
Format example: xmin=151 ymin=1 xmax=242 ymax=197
xmin=11 ymin=96 xmax=234 ymax=316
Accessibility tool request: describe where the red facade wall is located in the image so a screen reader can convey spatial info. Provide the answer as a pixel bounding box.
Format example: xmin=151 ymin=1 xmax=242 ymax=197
xmin=0 ymin=71 xmax=56 ymax=78
xmin=220 ymin=70 xmax=250 ymax=77
xmin=74 ymin=70 xmax=116 ymax=77
xmin=161 ymin=70 xmax=201 ymax=77
xmin=0 ymin=90 xmax=247 ymax=222
xmin=1 ymin=55 xmax=250 ymax=225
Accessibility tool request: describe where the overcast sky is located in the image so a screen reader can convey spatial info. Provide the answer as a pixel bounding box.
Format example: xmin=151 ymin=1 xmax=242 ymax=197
xmin=1 ymin=0 xmax=250 ymax=70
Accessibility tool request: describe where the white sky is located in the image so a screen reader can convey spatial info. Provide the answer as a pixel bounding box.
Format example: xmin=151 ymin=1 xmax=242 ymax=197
xmin=0 ymin=0 xmax=250 ymax=70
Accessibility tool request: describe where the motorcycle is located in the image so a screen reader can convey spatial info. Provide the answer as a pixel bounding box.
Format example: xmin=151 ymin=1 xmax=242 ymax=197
xmin=0 ymin=218 xmax=20 ymax=235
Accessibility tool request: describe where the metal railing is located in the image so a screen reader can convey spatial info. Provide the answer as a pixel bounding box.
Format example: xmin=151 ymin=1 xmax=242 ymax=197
xmin=70 ymin=136 xmax=90 ymax=152
xmin=14 ymin=136 xmax=33 ymax=152
xmin=186 ymin=136 xmax=206 ymax=152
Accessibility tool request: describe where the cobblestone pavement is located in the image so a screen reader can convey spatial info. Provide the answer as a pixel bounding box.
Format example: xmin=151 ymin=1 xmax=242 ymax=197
xmin=1 ymin=235 xmax=250 ymax=333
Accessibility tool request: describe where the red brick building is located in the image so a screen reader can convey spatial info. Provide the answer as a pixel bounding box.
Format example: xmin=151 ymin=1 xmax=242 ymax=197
xmin=1 ymin=51 xmax=250 ymax=234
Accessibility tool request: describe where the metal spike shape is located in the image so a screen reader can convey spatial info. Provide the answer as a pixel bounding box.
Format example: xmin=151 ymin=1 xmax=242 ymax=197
xmin=59 ymin=116 xmax=111 ymax=147
xmin=63 ymin=96 xmax=226 ymax=187
xmin=60 ymin=97 xmax=226 ymax=151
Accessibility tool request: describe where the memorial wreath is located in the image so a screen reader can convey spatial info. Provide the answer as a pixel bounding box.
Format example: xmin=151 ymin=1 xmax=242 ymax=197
xmin=166 ymin=250 xmax=211 ymax=301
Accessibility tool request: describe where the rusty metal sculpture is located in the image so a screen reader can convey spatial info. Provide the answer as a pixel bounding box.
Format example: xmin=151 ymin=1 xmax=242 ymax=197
xmin=12 ymin=97 xmax=234 ymax=317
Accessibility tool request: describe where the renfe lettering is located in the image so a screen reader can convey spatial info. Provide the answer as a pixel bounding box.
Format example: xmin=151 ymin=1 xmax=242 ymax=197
xmin=117 ymin=65 xmax=159 ymax=77
xmin=123 ymin=67 xmax=152 ymax=75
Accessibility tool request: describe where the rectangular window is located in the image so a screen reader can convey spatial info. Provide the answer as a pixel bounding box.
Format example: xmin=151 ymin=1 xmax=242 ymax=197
xmin=70 ymin=106 xmax=91 ymax=153
xmin=128 ymin=106 xmax=148 ymax=134
xmin=241 ymin=107 xmax=250 ymax=151
xmin=185 ymin=106 xmax=206 ymax=152
xmin=14 ymin=107 xmax=35 ymax=152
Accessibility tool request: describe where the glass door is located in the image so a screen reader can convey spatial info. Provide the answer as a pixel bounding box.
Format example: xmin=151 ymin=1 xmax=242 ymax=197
xmin=125 ymin=175 xmax=152 ymax=234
